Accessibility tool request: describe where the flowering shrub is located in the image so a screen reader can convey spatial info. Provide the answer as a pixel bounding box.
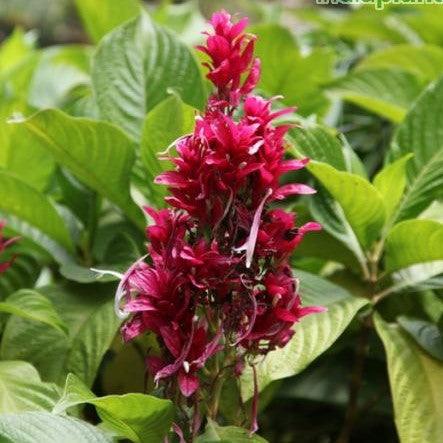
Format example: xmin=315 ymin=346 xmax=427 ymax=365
xmin=0 ymin=2 xmax=442 ymax=443
xmin=118 ymin=11 xmax=324 ymax=434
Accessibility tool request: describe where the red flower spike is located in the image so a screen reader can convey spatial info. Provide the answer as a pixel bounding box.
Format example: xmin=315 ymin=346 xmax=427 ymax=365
xmin=116 ymin=10 xmax=325 ymax=434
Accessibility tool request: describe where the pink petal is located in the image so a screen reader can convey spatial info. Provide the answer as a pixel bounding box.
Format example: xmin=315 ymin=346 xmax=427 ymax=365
xmin=279 ymin=158 xmax=309 ymax=173
xmin=235 ymin=188 xmax=273 ymax=268
xmin=273 ymin=183 xmax=316 ymax=200
xmin=178 ymin=371 xmax=200 ymax=397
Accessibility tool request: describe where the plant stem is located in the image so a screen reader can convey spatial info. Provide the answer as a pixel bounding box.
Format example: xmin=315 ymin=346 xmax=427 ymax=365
xmin=335 ymin=315 xmax=372 ymax=443
xmin=207 ymin=369 xmax=225 ymax=420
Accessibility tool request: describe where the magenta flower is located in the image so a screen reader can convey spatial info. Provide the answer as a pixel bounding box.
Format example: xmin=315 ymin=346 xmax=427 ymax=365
xmin=117 ymin=10 xmax=325 ymax=436
xmin=0 ymin=221 xmax=19 ymax=274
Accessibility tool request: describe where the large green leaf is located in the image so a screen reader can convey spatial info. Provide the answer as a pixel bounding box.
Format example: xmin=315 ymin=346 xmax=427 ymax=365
xmin=374 ymin=315 xmax=443 ymax=443
xmin=0 ymin=171 xmax=74 ymax=262
xmin=140 ymin=94 xmax=195 ymax=206
xmin=252 ymin=24 xmax=334 ymax=116
xmin=385 ymin=220 xmax=443 ymax=273
xmin=0 ymin=284 xmax=120 ymax=387
xmin=54 ymin=374 xmax=174 ymax=443
xmin=289 ymin=124 xmax=347 ymax=171
xmin=0 ymin=412 xmax=112 ymax=443
xmin=14 ymin=109 xmax=144 ymax=228
xmin=357 ymin=45 xmax=443 ymax=82
xmin=195 ymin=419 xmax=268 ymax=442
xmin=0 ymin=255 xmax=40 ymax=299
xmin=390 ymin=77 xmax=443 ymax=220
xmin=0 ymin=28 xmax=34 ymax=75
xmin=328 ymin=69 xmax=424 ymax=123
xmin=0 ymin=361 xmax=60 ymax=413
xmin=92 ymin=10 xmax=205 ymax=140
xmin=75 ymin=0 xmax=141 ymax=43
xmin=0 ymin=289 xmax=67 ymax=333
xmin=373 ymin=154 xmax=413 ymax=222
xmin=241 ymin=270 xmax=368 ymax=399
xmin=308 ymin=161 xmax=385 ymax=249
xmin=398 ymin=316 xmax=443 ymax=361
xmin=28 ymin=46 xmax=91 ymax=110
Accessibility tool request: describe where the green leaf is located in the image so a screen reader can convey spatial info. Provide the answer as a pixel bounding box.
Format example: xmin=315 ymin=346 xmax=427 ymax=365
xmin=0 ymin=255 xmax=40 ymax=299
xmin=398 ymin=316 xmax=443 ymax=361
xmin=390 ymin=77 xmax=443 ymax=220
xmin=14 ymin=109 xmax=144 ymax=228
xmin=357 ymin=44 xmax=443 ymax=82
xmin=74 ymin=0 xmax=141 ymax=43
xmin=328 ymin=69 xmax=424 ymax=123
xmin=0 ymin=171 xmax=74 ymax=262
xmin=0 ymin=290 xmax=67 ymax=334
xmin=1 ymin=284 xmax=120 ymax=387
xmin=0 ymin=412 xmax=112 ymax=443
xmin=196 ymin=419 xmax=268 ymax=442
xmin=252 ymin=24 xmax=333 ymax=116
xmin=385 ymin=220 xmax=443 ymax=272
xmin=140 ymin=94 xmax=195 ymax=206
xmin=28 ymin=46 xmax=91 ymax=110
xmin=373 ymin=154 xmax=414 ymax=221
xmin=0 ymin=361 xmax=60 ymax=413
xmin=308 ymin=189 xmax=368 ymax=274
xmin=3 ymin=125 xmax=55 ymax=191
xmin=289 ymin=124 xmax=347 ymax=171
xmin=92 ymin=10 xmax=205 ymax=139
xmin=0 ymin=27 xmax=34 ymax=75
xmin=241 ymin=270 xmax=368 ymax=399
xmin=308 ymin=161 xmax=385 ymax=249
xmin=374 ymin=314 xmax=443 ymax=443
xmin=54 ymin=374 xmax=174 ymax=443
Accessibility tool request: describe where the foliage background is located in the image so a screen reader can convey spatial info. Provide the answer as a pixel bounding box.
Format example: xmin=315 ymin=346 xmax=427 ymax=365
xmin=0 ymin=1 xmax=442 ymax=442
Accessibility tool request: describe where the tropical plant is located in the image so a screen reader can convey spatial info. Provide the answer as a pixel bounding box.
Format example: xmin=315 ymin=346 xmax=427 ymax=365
xmin=0 ymin=1 xmax=442 ymax=443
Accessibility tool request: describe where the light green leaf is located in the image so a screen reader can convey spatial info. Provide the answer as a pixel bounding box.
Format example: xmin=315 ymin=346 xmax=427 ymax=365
xmin=252 ymin=24 xmax=333 ymax=116
xmin=357 ymin=44 xmax=443 ymax=82
xmin=398 ymin=316 xmax=443 ymax=361
xmin=0 ymin=361 xmax=60 ymax=413
xmin=74 ymin=0 xmax=141 ymax=43
xmin=0 ymin=171 xmax=74 ymax=262
xmin=0 ymin=412 xmax=112 ymax=443
xmin=328 ymin=69 xmax=424 ymax=123
xmin=0 ymin=27 xmax=34 ymax=75
xmin=241 ymin=270 xmax=368 ymax=399
xmin=54 ymin=374 xmax=174 ymax=443
xmin=385 ymin=220 xmax=443 ymax=272
xmin=14 ymin=109 xmax=144 ymax=228
xmin=141 ymin=94 xmax=195 ymax=206
xmin=374 ymin=314 xmax=443 ymax=443
xmin=1 ymin=284 xmax=120 ymax=387
xmin=373 ymin=154 xmax=414 ymax=221
xmin=195 ymin=419 xmax=268 ymax=442
xmin=389 ymin=261 xmax=443 ymax=294
xmin=92 ymin=10 xmax=205 ymax=139
xmin=308 ymin=161 xmax=385 ymax=249
xmin=3 ymin=125 xmax=55 ymax=192
xmin=0 ymin=290 xmax=67 ymax=334
xmin=289 ymin=124 xmax=347 ymax=171
xmin=390 ymin=77 xmax=443 ymax=220
xmin=28 ymin=46 xmax=91 ymax=109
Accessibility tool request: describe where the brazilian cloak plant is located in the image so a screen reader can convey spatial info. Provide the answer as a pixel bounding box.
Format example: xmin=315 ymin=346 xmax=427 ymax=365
xmin=0 ymin=221 xmax=18 ymax=275
xmin=116 ymin=10 xmax=325 ymax=435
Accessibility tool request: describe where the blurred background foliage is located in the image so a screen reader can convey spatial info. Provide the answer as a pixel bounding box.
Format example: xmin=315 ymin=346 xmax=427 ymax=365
xmin=1 ymin=1 xmax=443 ymax=442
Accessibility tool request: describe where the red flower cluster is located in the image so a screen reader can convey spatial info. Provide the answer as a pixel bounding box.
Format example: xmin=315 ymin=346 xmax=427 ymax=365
xmin=0 ymin=221 xmax=18 ymax=274
xmin=117 ymin=9 xmax=324 ymax=431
